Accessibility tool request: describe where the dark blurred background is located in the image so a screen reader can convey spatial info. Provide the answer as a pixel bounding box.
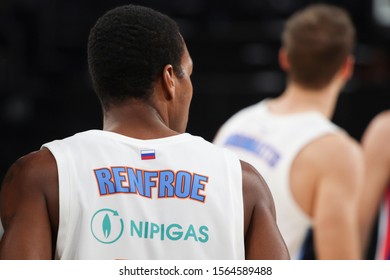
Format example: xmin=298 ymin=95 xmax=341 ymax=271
xmin=0 ymin=0 xmax=389 ymax=181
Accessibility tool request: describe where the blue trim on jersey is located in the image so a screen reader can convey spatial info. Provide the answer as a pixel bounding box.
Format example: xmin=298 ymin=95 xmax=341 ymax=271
xmin=223 ymin=134 xmax=281 ymax=167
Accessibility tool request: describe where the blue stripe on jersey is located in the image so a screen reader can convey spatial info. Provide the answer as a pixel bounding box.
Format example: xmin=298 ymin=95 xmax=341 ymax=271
xmin=223 ymin=134 xmax=281 ymax=167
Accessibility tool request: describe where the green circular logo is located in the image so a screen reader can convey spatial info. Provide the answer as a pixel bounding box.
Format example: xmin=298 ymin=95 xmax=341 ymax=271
xmin=90 ymin=208 xmax=124 ymax=244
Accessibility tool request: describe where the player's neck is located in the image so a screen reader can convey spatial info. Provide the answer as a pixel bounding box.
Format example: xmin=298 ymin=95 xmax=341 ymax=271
xmin=269 ymin=82 xmax=341 ymax=119
xmin=102 ymin=99 xmax=178 ymax=140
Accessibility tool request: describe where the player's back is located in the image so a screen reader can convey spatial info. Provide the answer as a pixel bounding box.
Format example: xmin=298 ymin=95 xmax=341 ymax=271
xmin=214 ymin=99 xmax=340 ymax=258
xmin=43 ymin=130 xmax=244 ymax=259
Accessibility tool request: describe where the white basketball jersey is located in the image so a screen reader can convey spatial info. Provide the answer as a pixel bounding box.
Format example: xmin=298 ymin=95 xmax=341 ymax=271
xmin=42 ymin=130 xmax=244 ymax=260
xmin=214 ymin=99 xmax=340 ymax=259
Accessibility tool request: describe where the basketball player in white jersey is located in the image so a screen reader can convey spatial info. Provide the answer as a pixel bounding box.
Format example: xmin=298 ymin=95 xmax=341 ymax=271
xmin=214 ymin=4 xmax=363 ymax=259
xmin=0 ymin=5 xmax=289 ymax=260
xmin=359 ymin=110 xmax=390 ymax=259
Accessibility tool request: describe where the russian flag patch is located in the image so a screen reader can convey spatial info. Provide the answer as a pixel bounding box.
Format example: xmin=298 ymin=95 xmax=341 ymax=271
xmin=141 ymin=149 xmax=156 ymax=160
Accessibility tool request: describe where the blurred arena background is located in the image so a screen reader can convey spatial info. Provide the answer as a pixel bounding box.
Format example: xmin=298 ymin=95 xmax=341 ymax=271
xmin=0 ymin=0 xmax=389 ymax=181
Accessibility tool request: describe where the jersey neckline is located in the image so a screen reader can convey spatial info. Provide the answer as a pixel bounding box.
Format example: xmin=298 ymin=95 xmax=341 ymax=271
xmin=85 ymin=130 xmax=195 ymax=145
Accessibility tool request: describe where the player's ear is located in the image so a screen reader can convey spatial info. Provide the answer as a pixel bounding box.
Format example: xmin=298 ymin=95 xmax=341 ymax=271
xmin=162 ymin=64 xmax=175 ymax=101
xmin=279 ymin=48 xmax=290 ymax=71
xmin=340 ymin=55 xmax=355 ymax=80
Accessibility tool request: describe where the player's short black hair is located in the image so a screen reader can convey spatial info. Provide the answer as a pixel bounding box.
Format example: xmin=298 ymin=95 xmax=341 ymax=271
xmin=88 ymin=4 xmax=185 ymax=107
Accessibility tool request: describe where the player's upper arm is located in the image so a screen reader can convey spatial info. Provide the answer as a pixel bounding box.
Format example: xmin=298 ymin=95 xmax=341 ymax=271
xmin=362 ymin=111 xmax=390 ymax=195
xmin=310 ymin=133 xmax=363 ymax=259
xmin=316 ymin=133 xmax=364 ymax=200
xmin=0 ymin=148 xmax=58 ymax=259
xmin=360 ymin=111 xmax=390 ymax=247
xmin=241 ymin=160 xmax=290 ymax=260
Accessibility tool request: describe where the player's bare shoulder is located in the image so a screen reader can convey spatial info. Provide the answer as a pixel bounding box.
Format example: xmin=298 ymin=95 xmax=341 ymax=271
xmin=370 ymin=110 xmax=390 ymax=132
xmin=2 ymin=148 xmax=57 ymax=191
xmin=363 ymin=110 xmax=390 ymax=150
xmin=240 ymin=160 xmax=290 ymax=259
xmin=302 ymin=131 xmax=363 ymax=173
xmin=0 ymin=148 xmax=58 ymax=225
xmin=240 ymin=160 xmax=276 ymax=221
xmin=240 ymin=160 xmax=273 ymax=207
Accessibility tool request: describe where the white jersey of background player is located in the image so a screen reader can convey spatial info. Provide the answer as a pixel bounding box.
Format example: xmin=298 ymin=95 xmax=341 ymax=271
xmin=214 ymin=4 xmax=363 ymax=259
